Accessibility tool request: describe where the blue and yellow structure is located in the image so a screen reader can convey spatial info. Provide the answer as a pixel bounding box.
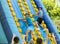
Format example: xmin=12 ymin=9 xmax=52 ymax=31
xmin=0 ymin=0 xmax=60 ymax=44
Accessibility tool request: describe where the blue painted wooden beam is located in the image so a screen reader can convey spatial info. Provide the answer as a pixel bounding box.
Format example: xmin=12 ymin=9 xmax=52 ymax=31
xmin=0 ymin=2 xmax=13 ymax=43
xmin=0 ymin=22 xmax=8 ymax=44
xmin=0 ymin=0 xmax=23 ymax=44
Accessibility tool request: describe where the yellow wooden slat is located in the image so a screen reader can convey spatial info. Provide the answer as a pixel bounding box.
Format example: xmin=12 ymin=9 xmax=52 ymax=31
xmin=7 ymin=0 xmax=22 ymax=35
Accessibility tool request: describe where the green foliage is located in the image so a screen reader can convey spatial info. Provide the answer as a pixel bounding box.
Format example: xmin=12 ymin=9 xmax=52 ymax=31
xmin=42 ymin=0 xmax=60 ymax=31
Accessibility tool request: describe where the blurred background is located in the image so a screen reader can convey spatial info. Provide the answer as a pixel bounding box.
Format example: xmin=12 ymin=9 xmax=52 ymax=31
xmin=42 ymin=0 xmax=60 ymax=32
